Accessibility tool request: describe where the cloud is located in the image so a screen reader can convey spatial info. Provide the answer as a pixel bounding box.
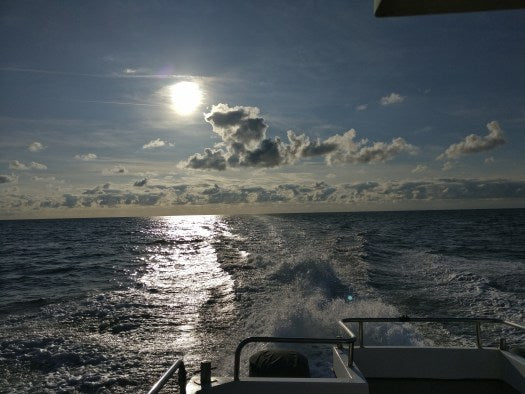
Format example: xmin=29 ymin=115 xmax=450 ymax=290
xmin=380 ymin=93 xmax=405 ymax=106
xmin=0 ymin=174 xmax=17 ymax=184
xmin=75 ymin=153 xmax=98 ymax=161
xmin=28 ymin=142 xmax=45 ymax=152
xmin=414 ymin=126 xmax=432 ymax=135
xmin=83 ymin=183 xmax=111 ymax=195
xmin=142 ymin=138 xmax=167 ymax=149
xmin=185 ymin=148 xmax=227 ymax=170
xmin=438 ymin=121 xmax=505 ymax=160
xmin=411 ymin=164 xmax=428 ymax=174
xmin=323 ymin=132 xmax=417 ymax=165
xmin=181 ymin=103 xmax=416 ymax=170
xmin=3 ymin=178 xmax=525 ymax=215
xmin=356 ymin=104 xmax=368 ymax=111
xmin=205 ymin=103 xmax=267 ymax=148
xmin=63 ymin=194 xmax=79 ymax=208
xmin=32 ymin=176 xmax=57 ymax=182
xmin=134 ymin=178 xmax=148 ymax=187
xmin=442 ymin=161 xmax=454 ymax=171
xmin=9 ymin=160 xmax=47 ymax=170
xmin=102 ymin=165 xmax=127 ymax=175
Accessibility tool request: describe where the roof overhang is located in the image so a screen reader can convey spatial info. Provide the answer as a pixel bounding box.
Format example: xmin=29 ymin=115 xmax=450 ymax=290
xmin=374 ymin=0 xmax=525 ymax=17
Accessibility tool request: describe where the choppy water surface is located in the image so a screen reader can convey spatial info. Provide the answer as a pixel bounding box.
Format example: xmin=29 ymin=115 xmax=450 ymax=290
xmin=0 ymin=210 xmax=524 ymax=392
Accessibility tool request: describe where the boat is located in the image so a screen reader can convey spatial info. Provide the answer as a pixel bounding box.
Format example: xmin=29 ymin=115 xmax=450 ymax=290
xmin=148 ymin=316 xmax=525 ymax=393
xmin=148 ymin=2 xmax=525 ymax=393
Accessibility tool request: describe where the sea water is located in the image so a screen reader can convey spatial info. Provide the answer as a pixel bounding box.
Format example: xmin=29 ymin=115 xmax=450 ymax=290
xmin=0 ymin=209 xmax=524 ymax=392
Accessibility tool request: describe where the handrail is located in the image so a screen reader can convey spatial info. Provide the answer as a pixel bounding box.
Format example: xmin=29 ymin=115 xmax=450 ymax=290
xmin=339 ymin=316 xmax=525 ymax=349
xmin=148 ymin=359 xmax=187 ymax=394
xmin=234 ymin=335 xmax=357 ymax=381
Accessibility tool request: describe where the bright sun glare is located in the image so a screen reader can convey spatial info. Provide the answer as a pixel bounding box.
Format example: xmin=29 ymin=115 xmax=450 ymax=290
xmin=169 ymin=81 xmax=203 ymax=116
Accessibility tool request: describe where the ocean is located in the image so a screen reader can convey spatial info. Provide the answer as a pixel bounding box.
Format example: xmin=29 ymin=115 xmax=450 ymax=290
xmin=0 ymin=209 xmax=524 ymax=393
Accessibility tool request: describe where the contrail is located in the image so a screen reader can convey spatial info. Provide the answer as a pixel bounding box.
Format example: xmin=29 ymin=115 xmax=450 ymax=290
xmin=0 ymin=67 xmax=196 ymax=79
xmin=60 ymin=99 xmax=162 ymax=107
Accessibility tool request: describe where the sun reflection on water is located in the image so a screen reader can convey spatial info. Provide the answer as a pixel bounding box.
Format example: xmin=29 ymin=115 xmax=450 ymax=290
xmin=137 ymin=215 xmax=236 ymax=358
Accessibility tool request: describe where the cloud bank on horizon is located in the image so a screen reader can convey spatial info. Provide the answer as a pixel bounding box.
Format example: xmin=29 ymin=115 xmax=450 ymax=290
xmin=2 ymin=178 xmax=524 ymax=216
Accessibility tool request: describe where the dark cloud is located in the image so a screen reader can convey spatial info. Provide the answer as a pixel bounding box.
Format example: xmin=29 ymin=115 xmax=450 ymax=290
xmin=205 ymin=103 xmax=267 ymax=147
xmin=83 ymin=186 xmax=103 ymax=195
xmin=186 ymin=148 xmax=227 ymax=171
xmin=438 ymin=121 xmax=505 ymax=160
xmin=241 ymin=138 xmax=284 ymax=168
xmin=134 ymin=178 xmax=148 ymax=187
xmin=182 ymin=104 xmax=416 ymax=171
xmin=63 ymin=194 xmax=79 ymax=208
xmin=39 ymin=200 xmax=60 ymax=209
xmin=0 ymin=174 xmax=16 ymax=184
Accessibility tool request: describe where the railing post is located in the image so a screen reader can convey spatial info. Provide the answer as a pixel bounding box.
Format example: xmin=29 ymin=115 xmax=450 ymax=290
xmin=359 ymin=322 xmax=364 ymax=348
xmin=475 ymin=321 xmax=482 ymax=349
xmin=348 ymin=341 xmax=354 ymax=367
xmin=178 ymin=363 xmax=187 ymax=394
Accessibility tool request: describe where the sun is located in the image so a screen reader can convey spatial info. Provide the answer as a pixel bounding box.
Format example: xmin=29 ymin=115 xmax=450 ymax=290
xmin=169 ymin=81 xmax=203 ymax=115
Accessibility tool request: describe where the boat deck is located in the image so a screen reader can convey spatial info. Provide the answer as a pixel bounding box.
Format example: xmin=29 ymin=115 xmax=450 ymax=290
xmin=367 ymin=378 xmax=520 ymax=394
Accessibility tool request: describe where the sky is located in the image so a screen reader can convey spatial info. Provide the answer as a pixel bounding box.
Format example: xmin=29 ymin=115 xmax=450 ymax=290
xmin=1 ymin=0 xmax=524 ymax=219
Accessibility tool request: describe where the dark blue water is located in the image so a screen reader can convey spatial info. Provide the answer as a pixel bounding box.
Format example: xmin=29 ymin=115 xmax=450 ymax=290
xmin=0 ymin=210 xmax=524 ymax=392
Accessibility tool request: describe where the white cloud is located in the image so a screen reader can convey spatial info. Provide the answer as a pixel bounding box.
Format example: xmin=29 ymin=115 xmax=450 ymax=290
xmin=28 ymin=142 xmax=45 ymax=152
xmin=182 ymin=103 xmax=417 ymax=171
xmin=411 ymin=164 xmax=428 ymax=174
xmin=438 ymin=121 xmax=505 ymax=160
xmin=9 ymin=160 xmax=47 ymax=170
xmin=30 ymin=176 xmax=66 ymax=185
xmin=380 ymin=92 xmax=405 ymax=106
xmin=324 ymin=131 xmax=417 ymax=165
xmin=75 ymin=153 xmax=98 ymax=161
xmin=356 ymin=104 xmax=368 ymax=111
xmin=30 ymin=162 xmax=47 ymax=170
xmin=143 ymin=138 xmax=167 ymax=149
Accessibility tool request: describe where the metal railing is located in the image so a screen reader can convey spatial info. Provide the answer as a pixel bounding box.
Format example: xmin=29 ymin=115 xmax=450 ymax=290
xmin=233 ymin=334 xmax=357 ymax=381
xmin=148 ymin=359 xmax=187 ymax=394
xmin=339 ymin=316 xmax=525 ymax=349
